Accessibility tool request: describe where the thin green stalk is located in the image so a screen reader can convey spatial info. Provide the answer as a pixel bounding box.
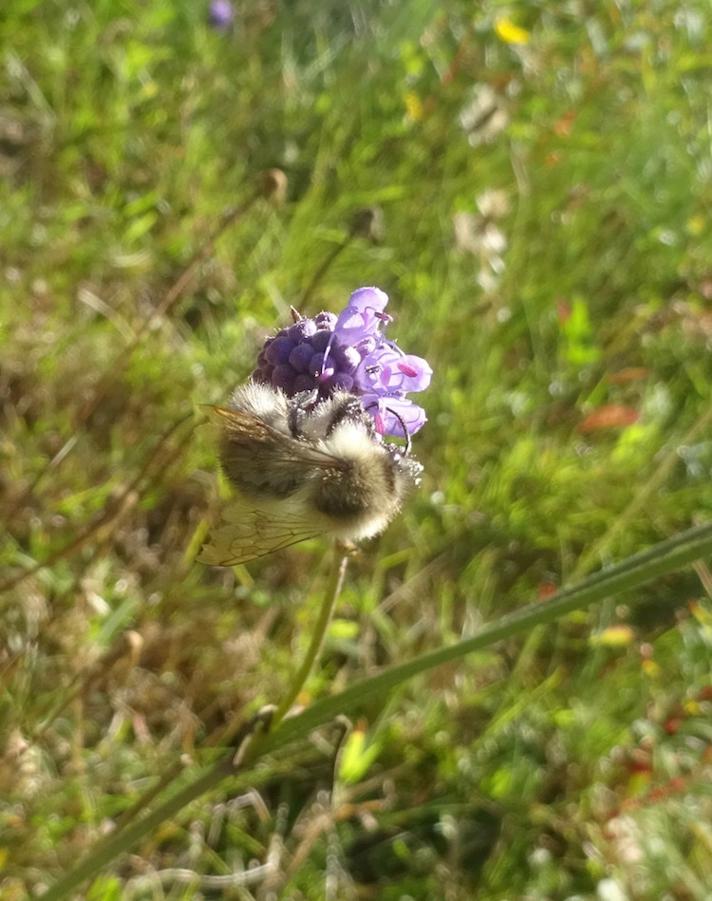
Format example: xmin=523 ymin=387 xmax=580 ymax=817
xmin=39 ymin=520 xmax=712 ymax=900
xmin=274 ymin=548 xmax=349 ymax=724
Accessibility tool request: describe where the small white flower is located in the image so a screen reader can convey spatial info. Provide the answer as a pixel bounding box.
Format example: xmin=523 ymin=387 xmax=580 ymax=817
xmin=476 ymin=189 xmax=510 ymax=219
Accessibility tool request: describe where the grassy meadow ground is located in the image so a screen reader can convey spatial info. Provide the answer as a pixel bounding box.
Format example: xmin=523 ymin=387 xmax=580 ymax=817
xmin=1 ymin=0 xmax=712 ymax=898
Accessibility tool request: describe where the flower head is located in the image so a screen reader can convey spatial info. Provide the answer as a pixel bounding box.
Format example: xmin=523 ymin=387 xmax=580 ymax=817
xmin=252 ymin=287 xmax=431 ymax=438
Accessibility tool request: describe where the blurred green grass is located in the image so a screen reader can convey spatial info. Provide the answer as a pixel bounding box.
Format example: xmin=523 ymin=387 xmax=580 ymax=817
xmin=1 ymin=0 xmax=711 ymax=898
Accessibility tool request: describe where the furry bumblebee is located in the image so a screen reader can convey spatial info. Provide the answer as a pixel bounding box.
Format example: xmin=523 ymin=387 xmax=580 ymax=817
xmin=199 ymin=383 xmax=422 ymax=566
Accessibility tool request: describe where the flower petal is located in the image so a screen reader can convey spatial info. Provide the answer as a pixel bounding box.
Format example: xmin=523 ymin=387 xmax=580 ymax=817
xmin=355 ymin=346 xmax=432 ymax=395
xmin=334 ymin=308 xmax=370 ymax=339
xmin=333 ymin=287 xmax=390 ymax=342
xmin=347 ymin=286 xmax=389 ymax=314
xmin=392 ymin=354 xmax=433 ymax=392
xmin=354 ymin=346 xmax=400 ymax=392
xmin=361 ymin=393 xmax=427 ymax=438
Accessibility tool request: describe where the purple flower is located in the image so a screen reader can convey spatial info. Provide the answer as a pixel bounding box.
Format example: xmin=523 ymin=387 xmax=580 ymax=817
xmin=252 ymin=286 xmax=431 ymax=438
xmin=208 ymin=0 xmax=234 ymax=29
xmin=361 ymin=393 xmax=428 ymax=439
xmin=331 ymin=286 xmax=390 ymax=343
xmin=355 ymin=347 xmax=432 ymax=394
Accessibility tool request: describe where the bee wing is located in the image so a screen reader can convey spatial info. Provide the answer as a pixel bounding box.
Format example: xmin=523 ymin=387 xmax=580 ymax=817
xmin=198 ymin=495 xmax=326 ymax=567
xmin=207 ymin=405 xmax=345 ymax=469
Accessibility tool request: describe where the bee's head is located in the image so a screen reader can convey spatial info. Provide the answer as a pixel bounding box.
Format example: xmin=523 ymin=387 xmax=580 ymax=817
xmin=288 ymin=391 xmax=375 ymax=442
xmin=290 ymin=389 xmax=422 ymax=463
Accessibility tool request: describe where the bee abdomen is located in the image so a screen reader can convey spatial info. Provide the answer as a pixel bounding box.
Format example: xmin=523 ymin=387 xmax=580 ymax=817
xmin=312 ymin=458 xmax=395 ymax=520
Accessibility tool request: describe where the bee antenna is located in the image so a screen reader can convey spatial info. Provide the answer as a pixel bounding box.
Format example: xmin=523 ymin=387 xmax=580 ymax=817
xmin=364 ymin=399 xmax=412 ymax=453
xmin=383 ymin=406 xmax=412 ymax=455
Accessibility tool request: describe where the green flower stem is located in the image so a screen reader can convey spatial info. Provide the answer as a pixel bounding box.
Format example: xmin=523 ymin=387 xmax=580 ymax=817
xmin=274 ymin=547 xmax=349 ymax=725
xmin=40 ymin=520 xmax=712 ymax=900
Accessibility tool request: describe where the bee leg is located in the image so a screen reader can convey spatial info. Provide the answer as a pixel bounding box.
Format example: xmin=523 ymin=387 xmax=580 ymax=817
xmin=232 ymin=704 xmax=278 ymax=766
xmin=288 ymin=389 xmax=320 ymax=436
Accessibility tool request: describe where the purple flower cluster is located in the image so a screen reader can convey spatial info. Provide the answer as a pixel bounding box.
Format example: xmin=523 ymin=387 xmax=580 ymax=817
xmin=252 ymin=287 xmax=432 ymax=438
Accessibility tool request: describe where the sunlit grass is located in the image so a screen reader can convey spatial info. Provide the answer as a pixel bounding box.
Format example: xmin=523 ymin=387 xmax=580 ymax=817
xmin=1 ymin=0 xmax=711 ymax=898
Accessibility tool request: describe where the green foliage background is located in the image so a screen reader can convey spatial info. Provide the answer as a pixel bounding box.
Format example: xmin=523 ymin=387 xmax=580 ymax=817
xmin=1 ymin=0 xmax=711 ymax=898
